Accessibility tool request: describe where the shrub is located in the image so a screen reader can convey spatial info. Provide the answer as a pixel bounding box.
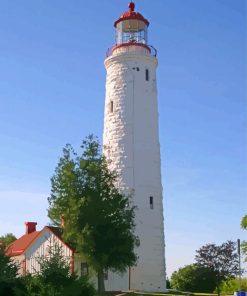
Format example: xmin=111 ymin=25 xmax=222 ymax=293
xmin=220 ymin=278 xmax=247 ymax=293
xmin=170 ymin=264 xmax=217 ymax=292
xmin=24 ymin=244 xmax=96 ymax=296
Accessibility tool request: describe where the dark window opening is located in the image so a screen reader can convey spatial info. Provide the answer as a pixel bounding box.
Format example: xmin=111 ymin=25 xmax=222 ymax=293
xmin=137 ymin=67 xmax=140 ymax=71
xmin=110 ymin=101 xmax=114 ymax=113
xmin=81 ymin=262 xmax=88 ymax=276
xmin=145 ymin=69 xmax=149 ymax=81
xmin=149 ymin=196 xmax=154 ymax=209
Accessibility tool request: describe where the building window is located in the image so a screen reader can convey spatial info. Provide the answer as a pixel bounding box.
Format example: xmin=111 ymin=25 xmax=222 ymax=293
xmin=110 ymin=100 xmax=114 ymax=113
xmin=145 ymin=69 xmax=149 ymax=81
xmin=103 ymin=269 xmax=108 ymax=280
xmin=81 ymin=262 xmax=88 ymax=276
xmin=149 ymin=196 xmax=154 ymax=209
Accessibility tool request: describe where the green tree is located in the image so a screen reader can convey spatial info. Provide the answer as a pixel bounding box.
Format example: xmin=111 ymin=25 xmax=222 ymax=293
xmin=37 ymin=243 xmax=74 ymax=290
xmin=0 ymin=233 xmax=17 ymax=248
xmin=0 ymin=248 xmax=26 ymax=296
xmin=0 ymin=248 xmax=19 ymax=282
xmin=195 ymin=241 xmax=239 ymax=296
xmin=241 ymin=215 xmax=247 ymax=263
xmin=170 ymin=264 xmax=217 ymax=292
xmin=220 ymin=278 xmax=247 ymax=293
xmin=47 ymin=135 xmax=137 ymax=293
xmin=25 ymin=243 xmax=95 ymax=296
xmin=241 ymin=215 xmax=247 ymax=229
xmin=166 ymin=277 xmax=171 ymax=289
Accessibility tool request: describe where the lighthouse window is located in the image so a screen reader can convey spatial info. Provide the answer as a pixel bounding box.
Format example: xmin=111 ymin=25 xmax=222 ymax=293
xmin=149 ymin=196 xmax=154 ymax=209
xmin=110 ymin=100 xmax=114 ymax=113
xmin=145 ymin=69 xmax=149 ymax=81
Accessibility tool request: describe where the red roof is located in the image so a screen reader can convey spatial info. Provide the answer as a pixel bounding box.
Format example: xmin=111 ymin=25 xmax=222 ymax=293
xmin=114 ymin=2 xmax=149 ymax=27
xmin=6 ymin=226 xmax=75 ymax=257
xmin=6 ymin=231 xmax=41 ymax=256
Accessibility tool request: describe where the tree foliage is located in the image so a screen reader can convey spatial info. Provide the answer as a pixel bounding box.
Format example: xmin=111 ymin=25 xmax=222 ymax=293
xmin=241 ymin=241 xmax=247 ymax=263
xmin=0 ymin=244 xmax=95 ymax=296
xmin=0 ymin=248 xmax=26 ymax=296
xmin=166 ymin=277 xmax=171 ymax=289
xmin=0 ymin=233 xmax=17 ymax=249
xmin=37 ymin=243 xmax=74 ymax=289
xmin=0 ymin=248 xmax=19 ymax=282
xmin=241 ymin=215 xmax=247 ymax=229
xmin=47 ymin=135 xmax=137 ymax=292
xmin=195 ymin=241 xmax=239 ymax=295
xmin=170 ymin=264 xmax=217 ymax=292
xmin=25 ymin=243 xmax=95 ymax=296
xmin=241 ymin=215 xmax=247 ymax=263
xmin=220 ymin=278 xmax=247 ymax=293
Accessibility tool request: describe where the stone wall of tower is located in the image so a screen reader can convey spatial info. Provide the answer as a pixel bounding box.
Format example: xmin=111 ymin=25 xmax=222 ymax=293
xmin=103 ymin=47 xmax=166 ymax=292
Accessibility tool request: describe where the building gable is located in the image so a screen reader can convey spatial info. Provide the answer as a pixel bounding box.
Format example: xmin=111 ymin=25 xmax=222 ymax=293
xmin=25 ymin=227 xmax=74 ymax=274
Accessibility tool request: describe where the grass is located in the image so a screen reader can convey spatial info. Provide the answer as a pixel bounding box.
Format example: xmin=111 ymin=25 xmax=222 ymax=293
xmin=96 ymin=291 xmax=123 ymax=296
xmin=96 ymin=292 xmax=232 ymax=296
xmin=125 ymin=292 xmax=232 ymax=296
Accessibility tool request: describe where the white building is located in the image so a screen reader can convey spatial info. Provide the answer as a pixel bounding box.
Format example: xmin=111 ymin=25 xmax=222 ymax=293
xmin=103 ymin=2 xmax=166 ymax=292
xmin=6 ymin=222 xmax=75 ymax=276
xmin=6 ymin=222 xmax=132 ymax=291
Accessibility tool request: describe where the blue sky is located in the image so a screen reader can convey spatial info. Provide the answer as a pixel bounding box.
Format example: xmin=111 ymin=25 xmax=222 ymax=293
xmin=0 ymin=0 xmax=246 ymax=277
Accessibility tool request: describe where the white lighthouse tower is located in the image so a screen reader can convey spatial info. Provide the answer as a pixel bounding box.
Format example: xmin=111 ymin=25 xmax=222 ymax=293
xmin=103 ymin=2 xmax=166 ymax=291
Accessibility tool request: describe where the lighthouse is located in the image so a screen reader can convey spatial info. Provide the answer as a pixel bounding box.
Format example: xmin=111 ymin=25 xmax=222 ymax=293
xmin=103 ymin=2 xmax=166 ymax=291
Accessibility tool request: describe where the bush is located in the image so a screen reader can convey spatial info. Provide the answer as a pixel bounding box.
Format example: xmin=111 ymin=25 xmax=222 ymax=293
xmin=0 ymin=278 xmax=27 ymax=296
xmin=0 ymin=238 xmax=96 ymax=295
xmin=220 ymin=278 xmax=247 ymax=293
xmin=166 ymin=278 xmax=171 ymax=289
xmin=170 ymin=264 xmax=217 ymax=292
xmin=63 ymin=276 xmax=96 ymax=296
xmin=23 ymin=244 xmax=96 ymax=296
xmin=0 ymin=248 xmax=27 ymax=295
xmin=0 ymin=248 xmax=19 ymax=282
xmin=24 ymin=274 xmax=95 ymax=296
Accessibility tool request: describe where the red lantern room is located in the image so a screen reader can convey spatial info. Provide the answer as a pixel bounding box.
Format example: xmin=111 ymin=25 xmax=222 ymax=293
xmin=114 ymin=2 xmax=149 ymax=44
xmin=107 ymin=2 xmax=156 ymax=56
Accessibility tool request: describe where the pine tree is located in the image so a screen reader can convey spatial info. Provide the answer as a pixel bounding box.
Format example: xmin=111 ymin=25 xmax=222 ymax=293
xmin=48 ymin=135 xmax=137 ymax=292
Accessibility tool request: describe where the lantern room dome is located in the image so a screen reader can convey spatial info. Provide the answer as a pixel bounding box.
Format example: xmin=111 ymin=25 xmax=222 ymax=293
xmin=114 ymin=2 xmax=149 ymax=27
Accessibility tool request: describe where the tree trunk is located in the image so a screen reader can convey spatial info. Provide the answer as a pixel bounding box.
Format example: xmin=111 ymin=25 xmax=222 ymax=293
xmin=97 ymin=271 xmax=105 ymax=293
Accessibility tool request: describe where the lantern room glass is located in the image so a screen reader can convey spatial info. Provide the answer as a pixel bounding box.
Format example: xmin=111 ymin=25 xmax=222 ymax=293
xmin=116 ymin=19 xmax=148 ymax=45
